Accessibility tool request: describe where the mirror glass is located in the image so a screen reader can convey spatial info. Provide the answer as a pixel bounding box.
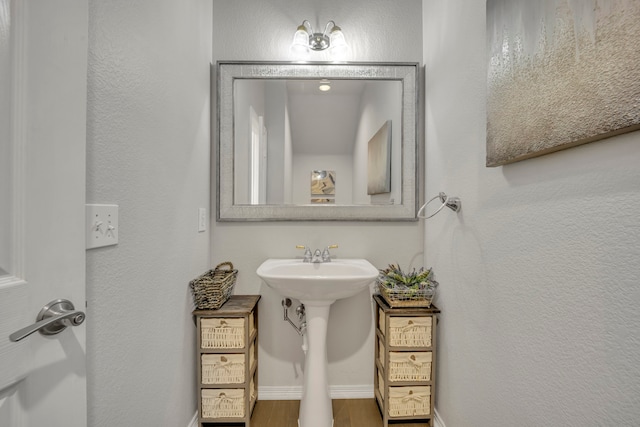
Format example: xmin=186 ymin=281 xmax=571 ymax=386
xmin=217 ymin=62 xmax=419 ymax=221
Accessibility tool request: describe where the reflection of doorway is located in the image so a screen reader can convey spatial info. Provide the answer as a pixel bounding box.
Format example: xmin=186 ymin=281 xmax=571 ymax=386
xmin=249 ymin=106 xmax=267 ymax=204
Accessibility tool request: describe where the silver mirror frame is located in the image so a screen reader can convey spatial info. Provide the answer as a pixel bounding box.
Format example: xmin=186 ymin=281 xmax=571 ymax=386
xmin=217 ymin=61 xmax=419 ymax=221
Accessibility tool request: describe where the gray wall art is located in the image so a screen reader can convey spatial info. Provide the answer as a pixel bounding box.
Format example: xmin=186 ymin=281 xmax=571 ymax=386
xmin=486 ymin=0 xmax=640 ymax=167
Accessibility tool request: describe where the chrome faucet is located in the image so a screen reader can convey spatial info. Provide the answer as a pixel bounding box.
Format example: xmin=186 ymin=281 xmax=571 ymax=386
xmin=297 ymin=244 xmax=338 ymax=263
xmin=311 ymin=249 xmax=323 ymax=263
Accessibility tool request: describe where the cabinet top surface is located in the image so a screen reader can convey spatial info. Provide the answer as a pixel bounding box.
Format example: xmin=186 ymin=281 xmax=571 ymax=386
xmin=193 ymin=294 xmax=260 ymax=316
xmin=374 ymin=294 xmax=440 ymax=314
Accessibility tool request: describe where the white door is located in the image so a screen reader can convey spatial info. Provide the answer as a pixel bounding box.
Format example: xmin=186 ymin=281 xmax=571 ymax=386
xmin=0 ymin=0 xmax=88 ymax=426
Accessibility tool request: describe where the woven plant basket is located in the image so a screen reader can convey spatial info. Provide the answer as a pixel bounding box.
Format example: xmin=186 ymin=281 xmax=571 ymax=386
xmin=377 ymin=280 xmax=437 ymax=308
xmin=190 ymin=262 xmax=237 ymax=309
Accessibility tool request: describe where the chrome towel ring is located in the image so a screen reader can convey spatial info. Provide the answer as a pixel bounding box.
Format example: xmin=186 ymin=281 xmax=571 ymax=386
xmin=417 ymin=192 xmax=462 ymax=219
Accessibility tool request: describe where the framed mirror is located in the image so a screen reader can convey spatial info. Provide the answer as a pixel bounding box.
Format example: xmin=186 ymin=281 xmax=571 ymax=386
xmin=217 ymin=61 xmax=419 ymax=221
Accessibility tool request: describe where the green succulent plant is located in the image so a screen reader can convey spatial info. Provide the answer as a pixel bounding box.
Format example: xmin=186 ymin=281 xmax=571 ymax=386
xmin=378 ymin=263 xmax=437 ymax=290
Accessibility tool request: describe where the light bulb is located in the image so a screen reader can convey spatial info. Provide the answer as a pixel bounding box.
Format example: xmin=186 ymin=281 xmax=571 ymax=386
xmin=329 ymin=26 xmax=348 ymax=59
xmin=290 ymin=25 xmax=311 ymax=59
xmin=318 ymin=79 xmax=331 ymax=92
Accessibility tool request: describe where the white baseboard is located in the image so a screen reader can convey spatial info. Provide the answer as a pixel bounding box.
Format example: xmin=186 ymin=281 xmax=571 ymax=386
xmin=258 ymin=384 xmax=374 ymax=400
xmin=187 ymin=412 xmax=198 ymax=427
xmin=433 ymin=408 xmax=446 ymax=427
xmin=329 ymin=385 xmax=374 ymax=399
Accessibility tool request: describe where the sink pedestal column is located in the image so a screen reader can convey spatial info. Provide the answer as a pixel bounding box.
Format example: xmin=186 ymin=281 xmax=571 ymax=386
xmin=298 ymin=300 xmax=334 ymax=427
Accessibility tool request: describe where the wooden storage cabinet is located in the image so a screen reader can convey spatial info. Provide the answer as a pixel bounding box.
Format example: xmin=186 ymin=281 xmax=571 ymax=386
xmin=194 ymin=295 xmax=260 ymax=427
xmin=373 ymin=294 xmax=440 ymax=427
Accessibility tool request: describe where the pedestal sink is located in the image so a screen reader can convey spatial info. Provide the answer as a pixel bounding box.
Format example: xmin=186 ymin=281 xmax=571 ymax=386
xmin=257 ymin=258 xmax=379 ymax=427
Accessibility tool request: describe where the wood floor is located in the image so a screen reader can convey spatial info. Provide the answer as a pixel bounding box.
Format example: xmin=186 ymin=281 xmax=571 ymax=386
xmin=204 ymin=399 xmax=430 ymax=427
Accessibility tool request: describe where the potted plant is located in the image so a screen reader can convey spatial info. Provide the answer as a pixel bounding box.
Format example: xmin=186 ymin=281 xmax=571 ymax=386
xmin=377 ymin=263 xmax=439 ymax=307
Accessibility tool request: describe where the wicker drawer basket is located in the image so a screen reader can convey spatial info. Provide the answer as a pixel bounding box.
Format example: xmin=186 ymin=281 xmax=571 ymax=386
xmin=388 ymin=351 xmax=432 ymax=382
xmin=378 ymin=369 xmax=385 ymax=398
xmin=250 ymin=375 xmax=257 ymax=402
xmin=388 ymin=386 xmax=431 ymax=417
xmin=379 ymin=308 xmax=386 ymax=334
xmin=378 ymin=338 xmax=385 ymax=365
xmin=201 ymin=354 xmax=245 ymax=384
xmin=389 ymin=316 xmax=432 ymax=347
xmin=201 ymin=317 xmax=245 ymax=349
xmin=201 ymin=388 xmax=244 ymax=419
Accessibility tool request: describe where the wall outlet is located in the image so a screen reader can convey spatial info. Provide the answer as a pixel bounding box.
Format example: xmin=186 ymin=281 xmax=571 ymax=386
xmin=198 ymin=208 xmax=207 ymax=232
xmin=86 ymin=204 xmax=119 ymax=249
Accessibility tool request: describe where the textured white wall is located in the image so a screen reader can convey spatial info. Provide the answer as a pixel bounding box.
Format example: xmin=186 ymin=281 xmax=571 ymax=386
xmin=86 ymin=1 xmax=212 ymax=426
xmin=353 ymin=83 xmax=402 ymax=205
xmin=212 ymin=0 xmax=423 ymax=394
xmin=424 ymin=0 xmax=640 ymax=425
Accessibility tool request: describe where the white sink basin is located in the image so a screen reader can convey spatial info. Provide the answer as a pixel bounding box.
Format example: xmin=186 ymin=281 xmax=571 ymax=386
xmin=256 ymin=258 xmax=378 ymax=303
xmin=256 ymin=257 xmax=379 ymax=427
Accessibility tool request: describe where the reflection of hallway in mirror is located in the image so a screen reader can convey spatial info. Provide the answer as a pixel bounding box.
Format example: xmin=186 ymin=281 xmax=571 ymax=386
xmin=235 ymin=75 xmax=403 ymax=207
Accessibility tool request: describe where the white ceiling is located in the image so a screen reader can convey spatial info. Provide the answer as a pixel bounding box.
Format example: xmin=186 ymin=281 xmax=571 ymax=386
xmin=286 ymin=80 xmax=366 ymax=155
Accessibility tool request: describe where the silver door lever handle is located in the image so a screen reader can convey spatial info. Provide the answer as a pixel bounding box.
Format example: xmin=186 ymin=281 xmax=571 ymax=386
xmin=9 ymin=299 xmax=85 ymax=342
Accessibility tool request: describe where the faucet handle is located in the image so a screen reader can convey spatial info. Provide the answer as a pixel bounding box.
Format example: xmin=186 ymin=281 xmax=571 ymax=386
xmin=321 ymin=244 xmax=338 ymax=262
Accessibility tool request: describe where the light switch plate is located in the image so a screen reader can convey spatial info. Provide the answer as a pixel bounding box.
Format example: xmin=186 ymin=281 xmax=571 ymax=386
xmin=86 ymin=204 xmax=119 ymax=249
xmin=198 ymin=208 xmax=207 ymax=232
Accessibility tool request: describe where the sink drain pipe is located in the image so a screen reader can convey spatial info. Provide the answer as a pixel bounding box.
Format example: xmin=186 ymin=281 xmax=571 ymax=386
xmin=282 ymin=298 xmax=308 ymax=353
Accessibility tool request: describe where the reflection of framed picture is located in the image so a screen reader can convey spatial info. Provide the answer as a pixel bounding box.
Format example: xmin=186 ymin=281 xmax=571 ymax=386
xmin=311 ymin=198 xmax=335 ymax=204
xmin=367 ymin=120 xmax=391 ymax=195
xmin=311 ymin=170 xmax=336 ymax=196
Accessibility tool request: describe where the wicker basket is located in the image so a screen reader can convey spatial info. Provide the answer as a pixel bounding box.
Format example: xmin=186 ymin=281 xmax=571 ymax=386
xmin=389 ymin=316 xmax=432 ymax=347
xmin=250 ymin=376 xmax=257 ymax=402
xmin=388 ymin=386 xmax=431 ymax=417
xmin=200 ymin=317 xmax=245 ymax=349
xmin=378 ymin=338 xmax=385 ymax=365
xmin=388 ymin=351 xmax=432 ymax=382
xmin=377 ymin=280 xmax=437 ymax=308
xmin=201 ymin=389 xmax=244 ymax=419
xmin=190 ymin=262 xmax=237 ymax=309
xmin=378 ymin=369 xmax=385 ymax=397
xmin=201 ymin=354 xmax=245 ymax=384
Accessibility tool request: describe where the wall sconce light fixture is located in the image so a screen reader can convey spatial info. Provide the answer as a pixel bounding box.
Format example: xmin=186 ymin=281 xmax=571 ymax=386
xmin=291 ymin=20 xmax=348 ymax=59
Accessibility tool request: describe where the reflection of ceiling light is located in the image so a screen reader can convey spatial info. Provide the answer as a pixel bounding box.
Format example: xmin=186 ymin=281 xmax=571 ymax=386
xmin=290 ymin=20 xmax=349 ymax=60
xmin=318 ymin=79 xmax=331 ymax=92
